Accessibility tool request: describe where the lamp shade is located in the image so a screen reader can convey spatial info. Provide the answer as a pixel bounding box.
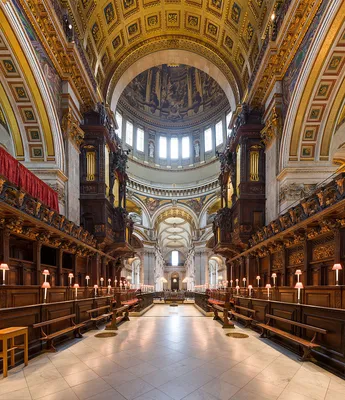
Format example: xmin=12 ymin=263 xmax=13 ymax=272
xmin=42 ymin=269 xmax=50 ymax=275
xmin=73 ymin=284 xmax=80 ymax=289
xmin=271 ymin=273 xmax=277 ymax=278
xmin=295 ymin=269 xmax=302 ymax=275
xmin=218 ymin=275 xmax=223 ymax=280
xmin=295 ymin=282 xmax=304 ymax=289
xmin=85 ymin=275 xmax=90 ymax=280
xmin=248 ymin=285 xmax=253 ymax=289
xmin=256 ymin=275 xmax=260 ymax=280
xmin=0 ymin=263 xmax=9 ymax=270
xmin=68 ymin=273 xmax=74 ymax=278
xmin=243 ymin=277 xmax=246 ymax=281
xmin=265 ymin=284 xmax=271 ymax=289
xmin=94 ymin=284 xmax=98 ymax=288
xmin=235 ymin=285 xmax=240 ymax=289
xmin=41 ymin=282 xmax=51 ymax=289
xmin=332 ymin=263 xmax=342 ymax=271
xmin=126 ymin=275 xmax=132 ymax=280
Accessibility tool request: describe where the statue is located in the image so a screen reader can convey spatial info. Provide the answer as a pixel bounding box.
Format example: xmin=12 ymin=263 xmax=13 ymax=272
xmin=194 ymin=141 xmax=200 ymax=158
xmin=149 ymin=141 xmax=155 ymax=158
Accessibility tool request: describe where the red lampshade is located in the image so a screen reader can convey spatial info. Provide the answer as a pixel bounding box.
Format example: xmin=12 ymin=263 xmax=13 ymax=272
xmin=41 ymin=282 xmax=51 ymax=289
xmin=73 ymin=284 xmax=80 ymax=288
xmin=0 ymin=263 xmax=9 ymax=271
xmin=265 ymin=284 xmax=271 ymax=288
xmin=295 ymin=282 xmax=304 ymax=289
xmin=332 ymin=263 xmax=342 ymax=271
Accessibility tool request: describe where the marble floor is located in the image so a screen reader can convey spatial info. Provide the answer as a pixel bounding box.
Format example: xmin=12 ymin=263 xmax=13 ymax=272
xmin=0 ymin=304 xmax=344 ymax=400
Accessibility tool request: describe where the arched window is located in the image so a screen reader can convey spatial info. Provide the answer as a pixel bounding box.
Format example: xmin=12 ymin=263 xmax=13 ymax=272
xmin=136 ymin=127 xmax=144 ymax=152
xmin=172 ymin=250 xmax=179 ymax=266
xmin=182 ymin=136 xmax=190 ymax=158
xmin=115 ymin=111 xmax=122 ymax=139
xmin=126 ymin=121 xmax=133 ymax=146
xmin=204 ymin=128 xmax=212 ymax=152
xmin=159 ymin=136 xmax=167 ymax=159
xmin=171 ymin=137 xmax=178 ymax=159
xmin=215 ymin=120 xmax=223 ymax=146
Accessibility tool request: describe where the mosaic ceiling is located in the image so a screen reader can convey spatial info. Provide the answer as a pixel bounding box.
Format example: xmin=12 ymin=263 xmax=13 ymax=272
xmin=61 ymin=0 xmax=276 ymax=104
xmin=118 ymin=64 xmax=228 ymax=127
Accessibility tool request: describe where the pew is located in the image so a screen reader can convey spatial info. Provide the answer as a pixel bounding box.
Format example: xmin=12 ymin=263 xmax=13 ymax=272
xmin=115 ymin=290 xmax=140 ymax=311
xmin=33 ymin=314 xmax=84 ymax=352
xmin=86 ymin=305 xmax=112 ymax=329
xmin=257 ymin=314 xmax=327 ymax=361
xmin=208 ymin=290 xmax=234 ymax=329
xmin=164 ymin=291 xmax=185 ymax=303
xmin=105 ymin=305 xmax=129 ymax=330
xmin=230 ymin=305 xmax=256 ymax=327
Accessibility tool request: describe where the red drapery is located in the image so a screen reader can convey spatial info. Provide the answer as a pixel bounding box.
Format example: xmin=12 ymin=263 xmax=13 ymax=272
xmin=0 ymin=147 xmax=59 ymax=212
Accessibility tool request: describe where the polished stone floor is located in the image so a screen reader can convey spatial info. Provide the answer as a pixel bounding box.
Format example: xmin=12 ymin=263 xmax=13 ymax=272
xmin=0 ymin=305 xmax=344 ymax=400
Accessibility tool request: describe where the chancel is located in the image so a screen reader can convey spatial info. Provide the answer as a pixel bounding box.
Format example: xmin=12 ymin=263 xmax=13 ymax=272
xmin=0 ymin=0 xmax=345 ymax=398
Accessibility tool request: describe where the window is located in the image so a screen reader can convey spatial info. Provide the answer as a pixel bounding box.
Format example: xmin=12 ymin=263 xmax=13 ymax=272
xmin=226 ymin=111 xmax=232 ymax=136
xmin=136 ymin=127 xmax=144 ymax=152
xmin=126 ymin=121 xmax=133 ymax=146
xmin=159 ymin=136 xmax=167 ymax=158
xmin=182 ymin=136 xmax=190 ymax=158
xmin=171 ymin=137 xmax=179 ymax=159
xmin=172 ymin=251 xmax=179 ymax=266
xmin=215 ymin=120 xmax=223 ymax=146
xmin=115 ymin=111 xmax=122 ymax=139
xmin=204 ymin=128 xmax=212 ymax=152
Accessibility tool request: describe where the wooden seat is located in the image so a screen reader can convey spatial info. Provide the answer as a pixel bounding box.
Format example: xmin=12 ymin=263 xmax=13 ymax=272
xmin=33 ymin=314 xmax=84 ymax=352
xmin=230 ymin=305 xmax=256 ymax=327
xmin=86 ymin=305 xmax=112 ymax=329
xmin=257 ymin=314 xmax=327 ymax=361
xmin=0 ymin=327 xmax=28 ymax=378
xmin=212 ymin=304 xmax=234 ymax=329
xmin=105 ymin=305 xmax=129 ymax=331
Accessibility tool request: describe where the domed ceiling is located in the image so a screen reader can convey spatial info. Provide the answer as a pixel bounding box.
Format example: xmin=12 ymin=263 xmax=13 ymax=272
xmin=118 ymin=64 xmax=229 ymax=128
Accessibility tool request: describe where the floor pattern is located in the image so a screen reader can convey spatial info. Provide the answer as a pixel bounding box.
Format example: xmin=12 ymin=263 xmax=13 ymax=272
xmin=0 ymin=304 xmax=344 ymax=400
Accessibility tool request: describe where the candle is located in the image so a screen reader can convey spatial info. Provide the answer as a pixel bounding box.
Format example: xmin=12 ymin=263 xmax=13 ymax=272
xmin=236 ymin=285 xmax=240 ymax=295
xmin=248 ymin=285 xmax=253 ymax=297
xmin=271 ymin=273 xmax=277 ymax=287
xmin=73 ymin=283 xmax=79 ymax=299
xmin=295 ymin=282 xmax=303 ymax=304
xmin=256 ymin=275 xmax=260 ymax=287
xmin=242 ymin=277 xmax=246 ymax=287
xmin=266 ymin=284 xmax=271 ymax=300
xmin=94 ymin=284 xmax=98 ymax=296
xmin=68 ymin=273 xmax=74 ymax=286
xmin=85 ymin=275 xmax=90 ymax=286
xmin=100 ymin=277 xmax=104 ymax=286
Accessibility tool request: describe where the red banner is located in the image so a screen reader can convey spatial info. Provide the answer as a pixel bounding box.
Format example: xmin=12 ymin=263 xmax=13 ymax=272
xmin=0 ymin=147 xmax=59 ymax=212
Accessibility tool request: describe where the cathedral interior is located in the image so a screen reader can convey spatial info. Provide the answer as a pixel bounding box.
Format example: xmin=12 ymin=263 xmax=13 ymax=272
xmin=1 ymin=0 xmax=345 ymax=398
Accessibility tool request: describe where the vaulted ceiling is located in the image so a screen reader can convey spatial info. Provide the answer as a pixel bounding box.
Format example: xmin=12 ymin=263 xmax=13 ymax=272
xmin=62 ymin=0 xmax=276 ymax=106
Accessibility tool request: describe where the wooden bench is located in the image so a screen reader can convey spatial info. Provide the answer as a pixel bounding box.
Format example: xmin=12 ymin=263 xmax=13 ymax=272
xmin=0 ymin=327 xmax=28 ymax=377
xmin=230 ymin=305 xmax=256 ymax=327
xmin=209 ymin=303 xmax=234 ymax=329
xmin=86 ymin=305 xmax=112 ymax=329
xmin=33 ymin=314 xmax=84 ymax=352
xmin=257 ymin=314 xmax=327 ymax=361
xmin=105 ymin=305 xmax=129 ymax=331
xmin=115 ymin=290 xmax=140 ymax=310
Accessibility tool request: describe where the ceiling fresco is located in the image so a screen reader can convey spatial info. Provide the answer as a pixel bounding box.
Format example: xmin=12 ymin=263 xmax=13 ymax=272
xmin=119 ymin=64 xmax=228 ymax=127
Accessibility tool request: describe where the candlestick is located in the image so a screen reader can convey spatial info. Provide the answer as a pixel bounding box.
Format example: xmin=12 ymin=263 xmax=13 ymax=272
xmin=271 ymin=273 xmax=277 ymax=287
xmin=256 ymin=275 xmax=260 ymax=287
xmin=73 ymin=283 xmax=80 ymax=299
xmin=265 ymin=284 xmax=271 ymax=300
xmin=94 ymin=284 xmax=98 ymax=296
xmin=332 ymin=264 xmax=342 ymax=286
xmin=295 ymin=282 xmax=303 ymax=304
xmin=295 ymin=269 xmax=302 ymax=283
xmin=85 ymin=275 xmax=90 ymax=286
xmin=248 ymin=285 xmax=253 ymax=297
xmin=68 ymin=273 xmax=74 ymax=286
xmin=0 ymin=263 xmax=9 ymax=285
xmin=236 ymin=285 xmax=240 ymax=295
xmin=42 ymin=282 xmax=50 ymax=303
xmin=242 ymin=277 xmax=246 ymax=287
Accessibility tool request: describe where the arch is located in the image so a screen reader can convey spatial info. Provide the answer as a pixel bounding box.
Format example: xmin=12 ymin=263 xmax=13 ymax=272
xmin=280 ymin=0 xmax=345 ymax=169
xmin=108 ymin=48 xmax=238 ymax=116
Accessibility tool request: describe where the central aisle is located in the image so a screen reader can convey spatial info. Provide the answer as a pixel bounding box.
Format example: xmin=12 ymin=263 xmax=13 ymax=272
xmin=1 ymin=304 xmax=343 ymax=400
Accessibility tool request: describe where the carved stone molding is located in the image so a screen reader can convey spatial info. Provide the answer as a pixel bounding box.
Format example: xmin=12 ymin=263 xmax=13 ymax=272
xmin=279 ymin=183 xmax=317 ymax=203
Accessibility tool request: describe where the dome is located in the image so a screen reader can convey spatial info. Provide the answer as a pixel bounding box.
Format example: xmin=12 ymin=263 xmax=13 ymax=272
xmin=118 ymin=64 xmax=229 ymax=129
